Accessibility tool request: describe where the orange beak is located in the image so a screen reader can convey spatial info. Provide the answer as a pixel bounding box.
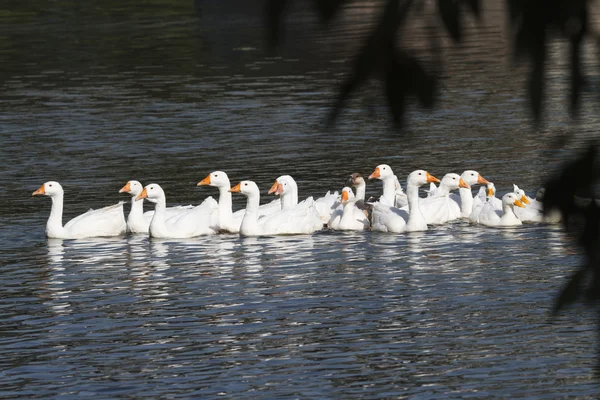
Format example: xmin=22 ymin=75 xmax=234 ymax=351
xmin=520 ymin=195 xmax=530 ymax=204
xmin=368 ymin=167 xmax=381 ymax=180
xmin=197 ymin=175 xmax=211 ymax=186
xmin=514 ymin=199 xmax=525 ymax=208
xmin=119 ymin=182 xmax=131 ymax=193
xmin=229 ymin=183 xmax=242 ymax=193
xmin=135 ymin=187 xmax=148 ymax=201
xmin=477 ymin=174 xmax=490 ymax=185
xmin=341 ymin=190 xmax=349 ymax=202
xmin=32 ymin=184 xmax=45 ymax=196
xmin=268 ymin=181 xmax=279 ymax=194
xmin=458 ymin=178 xmax=470 ymax=189
xmin=426 ymin=172 xmax=440 ymax=183
xmin=487 ymin=187 xmax=494 ymax=196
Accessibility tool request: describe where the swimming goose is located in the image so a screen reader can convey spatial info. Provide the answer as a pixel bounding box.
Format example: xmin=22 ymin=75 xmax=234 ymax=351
xmin=328 ymin=187 xmax=370 ymax=231
xmin=370 ymin=169 xmax=440 ymax=233
xmin=198 ymin=171 xmax=281 ymax=233
xmin=419 ymin=173 xmax=470 ymax=224
xmin=478 ymin=192 xmax=525 ymax=227
xmin=137 ymin=183 xmax=217 ymax=238
xmin=368 ymin=164 xmax=396 ymax=206
xmin=33 ymin=181 xmax=126 ymax=239
xmin=469 ymin=183 xmax=502 ymax=224
xmin=449 ymin=170 xmax=490 ymax=217
xmin=119 ymin=180 xmax=193 ymax=234
xmin=230 ymin=180 xmax=322 ymax=236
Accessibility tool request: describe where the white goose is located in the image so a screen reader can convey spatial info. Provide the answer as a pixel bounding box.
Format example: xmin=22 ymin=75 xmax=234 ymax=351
xmin=512 ymin=184 xmax=546 ymax=223
xmin=230 ymin=180 xmax=322 ymax=236
xmin=368 ymin=164 xmax=396 ymax=206
xmin=197 ymin=171 xmax=281 ymax=233
xmin=269 ymin=175 xmax=338 ymax=224
xmin=119 ymin=180 xmax=193 ymax=234
xmin=450 ymin=170 xmax=490 ymax=217
xmin=469 ymin=183 xmax=502 ymax=224
xmin=419 ymin=173 xmax=470 ymax=225
xmin=328 ymin=187 xmax=370 ymax=231
xmin=137 ymin=183 xmax=218 ymax=238
xmin=33 ymin=181 xmax=126 ymax=239
xmin=370 ymin=168 xmax=440 ymax=233
xmin=478 ymin=192 xmax=525 ymax=227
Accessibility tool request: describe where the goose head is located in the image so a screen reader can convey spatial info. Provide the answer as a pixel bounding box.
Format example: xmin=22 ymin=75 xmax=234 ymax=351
xmin=136 ymin=184 xmax=164 ymax=203
xmin=369 ymin=164 xmax=394 ymax=180
xmin=347 ymin=173 xmax=365 ymax=187
xmin=32 ymin=181 xmax=63 ymax=197
xmin=502 ymin=192 xmax=525 ymax=208
xmin=407 ymin=170 xmax=440 ymax=187
xmin=268 ymin=175 xmax=296 ymax=196
xmin=341 ymin=187 xmax=355 ymax=203
xmin=512 ymin=184 xmax=530 ymax=204
xmin=197 ymin=171 xmax=230 ymax=189
xmin=487 ymin=182 xmax=496 ymax=197
xmin=119 ymin=180 xmax=143 ymax=196
xmin=229 ymin=180 xmax=260 ymax=196
xmin=461 ymin=170 xmax=489 ymax=187
xmin=440 ymin=173 xmax=470 ymax=191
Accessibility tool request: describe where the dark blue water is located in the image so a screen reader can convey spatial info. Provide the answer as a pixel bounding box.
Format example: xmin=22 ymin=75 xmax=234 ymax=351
xmin=1 ymin=0 xmax=600 ymax=398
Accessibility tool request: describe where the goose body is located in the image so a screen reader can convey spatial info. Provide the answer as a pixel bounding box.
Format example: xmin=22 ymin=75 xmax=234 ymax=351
xmin=512 ymin=184 xmax=544 ymax=223
xmin=138 ymin=183 xmax=217 ymax=238
xmin=478 ymin=192 xmax=525 ymax=227
xmin=369 ymin=166 xmax=440 ymax=233
xmin=419 ymin=173 xmax=469 ymax=225
xmin=119 ymin=180 xmax=193 ymax=234
xmin=328 ymin=187 xmax=370 ymax=231
xmin=449 ymin=170 xmax=490 ymax=218
xmin=231 ymin=180 xmax=322 ymax=236
xmin=469 ymin=183 xmax=502 ymax=224
xmin=33 ymin=181 xmax=126 ymax=239
xmin=198 ymin=171 xmax=281 ymax=233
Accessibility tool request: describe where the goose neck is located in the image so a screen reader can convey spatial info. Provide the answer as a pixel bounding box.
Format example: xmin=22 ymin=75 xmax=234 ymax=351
xmin=381 ymin=176 xmax=396 ymax=205
xmin=355 ymin=182 xmax=366 ymax=201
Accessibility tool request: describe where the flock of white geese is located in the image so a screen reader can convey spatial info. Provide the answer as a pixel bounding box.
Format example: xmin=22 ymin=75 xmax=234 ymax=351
xmin=32 ymin=165 xmax=558 ymax=239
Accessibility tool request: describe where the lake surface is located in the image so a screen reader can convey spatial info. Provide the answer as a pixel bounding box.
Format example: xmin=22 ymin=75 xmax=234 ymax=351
xmin=2 ymin=0 xmax=600 ymax=397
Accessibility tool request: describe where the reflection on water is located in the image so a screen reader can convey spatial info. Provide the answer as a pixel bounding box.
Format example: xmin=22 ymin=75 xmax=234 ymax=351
xmin=1 ymin=0 xmax=599 ymax=397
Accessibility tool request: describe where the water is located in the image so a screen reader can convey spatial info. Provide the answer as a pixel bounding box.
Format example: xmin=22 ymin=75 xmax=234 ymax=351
xmin=1 ymin=0 xmax=600 ymax=397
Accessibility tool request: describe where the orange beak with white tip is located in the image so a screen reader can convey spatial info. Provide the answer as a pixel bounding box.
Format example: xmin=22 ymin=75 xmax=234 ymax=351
xmin=119 ymin=182 xmax=131 ymax=193
xmin=268 ymin=181 xmax=283 ymax=195
xmin=32 ymin=185 xmax=45 ymax=196
xmin=426 ymin=172 xmax=440 ymax=183
xmin=136 ymin=188 xmax=148 ymax=201
xmin=514 ymin=199 xmax=525 ymax=208
xmin=477 ymin=174 xmax=490 ymax=185
xmin=229 ymin=183 xmax=241 ymax=193
xmin=197 ymin=175 xmax=211 ymax=186
xmin=368 ymin=167 xmax=381 ymax=180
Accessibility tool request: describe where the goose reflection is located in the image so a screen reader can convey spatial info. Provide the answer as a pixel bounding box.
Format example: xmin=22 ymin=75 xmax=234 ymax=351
xmin=43 ymin=238 xmax=71 ymax=315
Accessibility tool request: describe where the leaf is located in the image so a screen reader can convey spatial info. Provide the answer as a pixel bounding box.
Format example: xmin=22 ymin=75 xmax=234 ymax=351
xmin=265 ymin=0 xmax=290 ymax=50
xmin=553 ymin=268 xmax=586 ymax=315
xmin=311 ymin=0 xmax=348 ymax=25
xmin=437 ymin=0 xmax=462 ymax=43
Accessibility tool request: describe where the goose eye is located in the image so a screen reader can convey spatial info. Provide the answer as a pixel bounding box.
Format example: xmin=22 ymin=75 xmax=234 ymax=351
xmin=244 ymin=183 xmax=248 ymax=186
xmin=49 ymin=184 xmax=53 ymax=187
xmin=215 ymin=174 xmax=218 ymax=178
